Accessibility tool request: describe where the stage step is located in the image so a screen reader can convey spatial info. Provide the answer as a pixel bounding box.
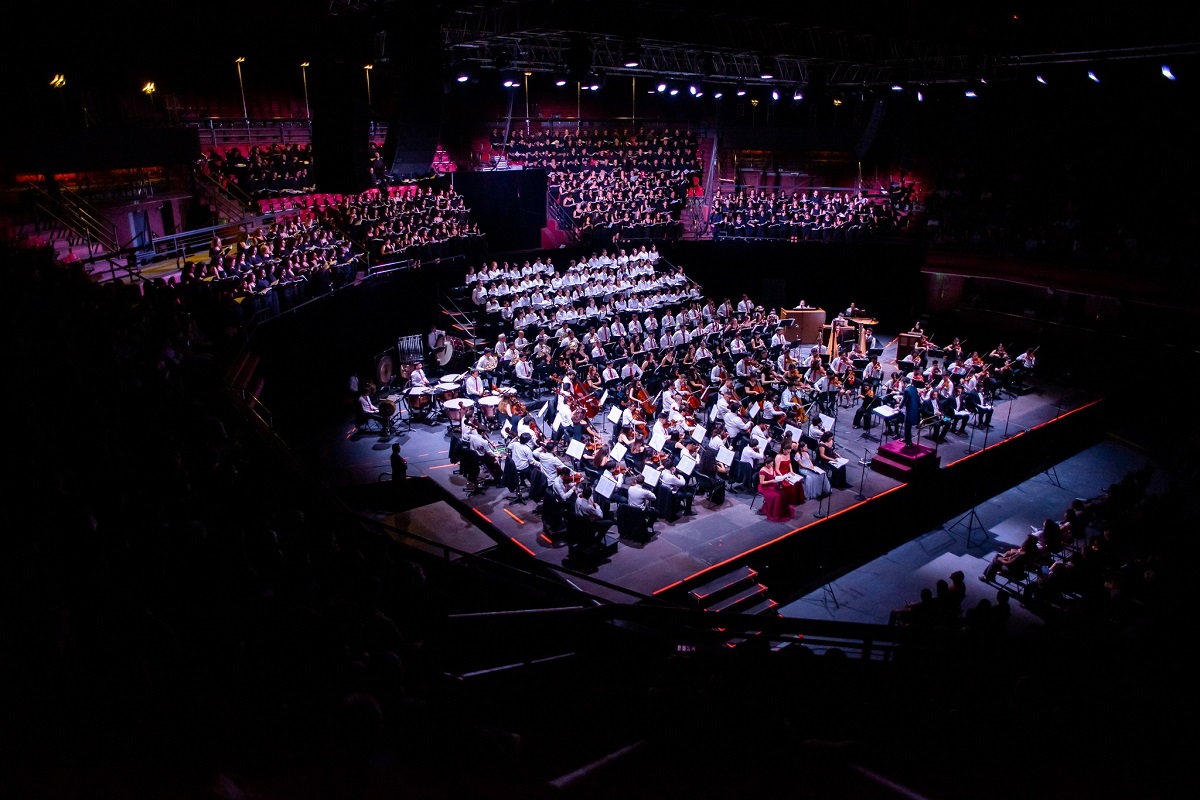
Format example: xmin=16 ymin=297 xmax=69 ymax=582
xmin=871 ymin=441 xmax=941 ymax=482
xmin=688 ymin=564 xmax=758 ymax=604
xmin=707 ymin=582 xmax=769 ymax=613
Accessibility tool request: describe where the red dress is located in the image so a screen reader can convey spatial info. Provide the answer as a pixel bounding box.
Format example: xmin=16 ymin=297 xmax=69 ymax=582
xmin=757 ymin=465 xmax=793 ymax=522
xmin=774 ymin=456 xmax=806 ymax=506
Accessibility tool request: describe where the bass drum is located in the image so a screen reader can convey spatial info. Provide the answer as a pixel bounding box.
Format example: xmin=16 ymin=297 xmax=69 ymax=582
xmin=436 ymin=336 xmax=466 ymax=367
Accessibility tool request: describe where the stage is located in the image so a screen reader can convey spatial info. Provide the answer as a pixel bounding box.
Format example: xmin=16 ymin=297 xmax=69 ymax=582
xmin=312 ymin=330 xmax=1104 ymax=607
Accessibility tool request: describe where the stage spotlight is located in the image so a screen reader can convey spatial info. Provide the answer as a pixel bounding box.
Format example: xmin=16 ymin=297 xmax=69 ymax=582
xmin=1036 ymin=74 xmax=1047 ymax=85
xmin=555 ymin=77 xmax=567 ymax=87
xmin=792 ymin=88 xmax=803 ymax=100
xmin=713 ymin=90 xmax=724 ymax=99
xmin=656 ymin=81 xmax=667 ymax=92
xmin=1087 ymin=70 xmax=1099 ymax=83
xmin=916 ymin=90 xmax=924 ymax=102
xmin=623 ymin=43 xmax=641 ymax=68
xmin=771 ymin=89 xmax=779 ymax=101
xmin=456 ymin=71 xmax=469 ymax=83
xmin=736 ymin=86 xmax=747 ymax=96
xmin=1162 ymin=64 xmax=1176 ymax=80
xmin=759 ymin=57 xmax=775 ymax=80
xmin=689 ymin=84 xmax=697 ymax=95
xmin=891 ymin=84 xmax=903 ymax=92
xmin=964 ymin=90 xmax=978 ymax=98
xmin=669 ymin=86 xmax=679 ymax=95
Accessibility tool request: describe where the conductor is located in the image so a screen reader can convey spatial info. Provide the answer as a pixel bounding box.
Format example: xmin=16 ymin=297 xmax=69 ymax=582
xmin=902 ymin=382 xmax=922 ymax=447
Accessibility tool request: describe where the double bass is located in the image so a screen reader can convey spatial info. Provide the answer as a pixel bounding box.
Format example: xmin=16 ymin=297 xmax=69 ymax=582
xmin=572 ymin=379 xmax=600 ymax=418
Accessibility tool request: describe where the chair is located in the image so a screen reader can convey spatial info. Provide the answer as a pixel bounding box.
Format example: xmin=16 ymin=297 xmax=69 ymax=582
xmin=616 ymin=502 xmax=654 ymax=543
xmin=750 ymin=491 xmax=765 ymax=513
xmin=354 ymin=405 xmax=385 ymax=435
xmin=460 ymin=449 xmax=487 ymax=497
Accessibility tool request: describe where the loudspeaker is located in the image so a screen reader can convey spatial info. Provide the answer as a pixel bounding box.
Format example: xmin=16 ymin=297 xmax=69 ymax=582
xmin=310 ymin=61 xmax=373 ymax=194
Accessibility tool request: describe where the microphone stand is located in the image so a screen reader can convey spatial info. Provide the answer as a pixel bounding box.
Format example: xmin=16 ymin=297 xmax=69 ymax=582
xmin=1002 ymin=392 xmax=1017 ymax=439
xmin=854 ymin=446 xmax=872 ymax=501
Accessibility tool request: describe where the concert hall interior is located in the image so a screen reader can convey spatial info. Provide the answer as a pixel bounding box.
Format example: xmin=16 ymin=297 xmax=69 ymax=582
xmin=3 ymin=2 xmax=1200 ymax=798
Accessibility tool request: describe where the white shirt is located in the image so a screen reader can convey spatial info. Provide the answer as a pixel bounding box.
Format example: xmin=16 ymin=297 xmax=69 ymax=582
xmin=508 ymin=440 xmax=535 ymax=472
xmin=627 ymin=483 xmax=657 ymax=509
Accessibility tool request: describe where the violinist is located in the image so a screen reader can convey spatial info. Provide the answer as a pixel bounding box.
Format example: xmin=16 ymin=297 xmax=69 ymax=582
xmin=1013 ymin=346 xmax=1037 ymax=384
xmin=590 ymin=443 xmax=625 ymax=474
xmin=853 ymin=378 xmax=881 ymax=430
xmin=658 ymin=455 xmax=697 ymax=518
xmin=858 ymin=354 xmax=882 ymax=388
xmin=573 ymin=484 xmax=616 ymax=545
xmin=532 ymin=440 xmax=567 ymax=484
xmin=618 ymin=425 xmax=648 ymax=469
xmin=680 ymin=344 xmax=697 ymax=367
xmin=839 ymin=368 xmax=858 ymax=409
xmin=722 ymin=400 xmax=752 ymax=449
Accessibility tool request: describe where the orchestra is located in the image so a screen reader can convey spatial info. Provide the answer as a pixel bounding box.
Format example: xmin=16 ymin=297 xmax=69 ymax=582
xmin=360 ymin=260 xmax=1044 ymax=530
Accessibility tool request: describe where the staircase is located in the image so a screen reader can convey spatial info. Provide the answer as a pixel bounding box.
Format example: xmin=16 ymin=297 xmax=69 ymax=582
xmin=191 ymin=168 xmax=256 ymax=226
xmin=687 ymin=565 xmax=783 ymax=651
xmin=25 ymin=183 xmax=121 ymax=264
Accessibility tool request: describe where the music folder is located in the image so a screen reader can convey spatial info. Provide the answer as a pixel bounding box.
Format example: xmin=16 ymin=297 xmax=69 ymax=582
xmin=595 ymin=473 xmax=617 ymax=499
xmin=641 ymin=464 xmax=661 ymax=487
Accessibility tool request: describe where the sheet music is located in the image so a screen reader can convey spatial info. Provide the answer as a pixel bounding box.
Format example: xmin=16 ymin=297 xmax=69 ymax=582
xmin=785 ymin=424 xmax=803 ymax=442
xmin=872 ymin=406 xmax=899 ymax=418
xmin=748 ymin=401 xmax=761 ymax=419
xmin=819 ymin=413 xmax=835 ymax=432
xmin=566 ymin=438 xmax=585 ymax=460
xmin=599 ymin=389 xmax=609 ymax=406
xmin=691 ymin=425 xmax=706 ymax=444
xmin=782 ymin=471 xmax=802 ymax=484
xmin=677 ymin=452 xmax=696 ymax=475
xmin=607 ymin=405 xmax=623 ymax=424
xmin=830 ymin=457 xmax=850 ymax=469
xmin=649 ymin=431 xmax=667 ymax=453
xmin=595 ymin=473 xmax=617 ymax=499
xmin=611 ymin=442 xmax=628 ymax=461
xmin=716 ymin=445 xmax=735 ymax=467
xmin=641 ymin=464 xmax=661 ymax=487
